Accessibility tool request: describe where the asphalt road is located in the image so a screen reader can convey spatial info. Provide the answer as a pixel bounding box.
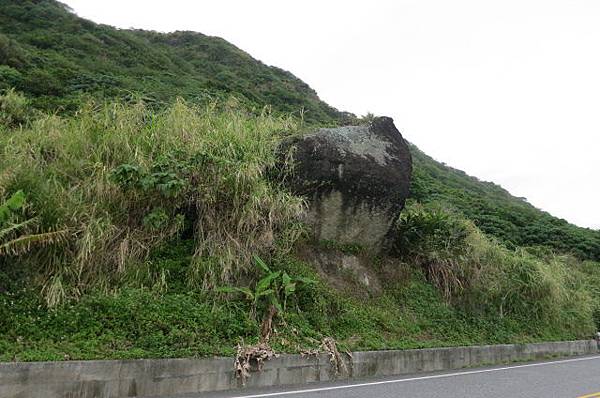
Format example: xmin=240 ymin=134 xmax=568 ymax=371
xmin=199 ymin=355 xmax=600 ymax=398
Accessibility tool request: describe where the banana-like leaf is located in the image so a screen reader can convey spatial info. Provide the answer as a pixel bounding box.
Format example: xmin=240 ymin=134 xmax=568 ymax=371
xmin=6 ymin=190 xmax=26 ymax=211
xmin=0 ymin=229 xmax=69 ymax=256
xmin=0 ymin=218 xmax=36 ymax=240
xmin=217 ymin=286 xmax=254 ymax=300
xmin=284 ymin=282 xmax=296 ymax=296
xmin=255 ymin=288 xmax=274 ymax=298
xmin=282 ymin=271 xmax=291 ymax=286
xmin=271 ymin=295 xmax=283 ymax=313
xmin=253 ymin=255 xmax=271 ymax=274
xmin=0 ymin=190 xmax=26 ymax=224
xmin=256 ymin=271 xmax=280 ymax=293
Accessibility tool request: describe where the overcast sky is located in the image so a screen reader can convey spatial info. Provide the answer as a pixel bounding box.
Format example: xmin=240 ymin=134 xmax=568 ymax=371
xmin=62 ymin=0 xmax=600 ymax=230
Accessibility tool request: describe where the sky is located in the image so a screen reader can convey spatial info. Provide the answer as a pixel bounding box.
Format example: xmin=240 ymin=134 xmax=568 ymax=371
xmin=62 ymin=0 xmax=600 ymax=230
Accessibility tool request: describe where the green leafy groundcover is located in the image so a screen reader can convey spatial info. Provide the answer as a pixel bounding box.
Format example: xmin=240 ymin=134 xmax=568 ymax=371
xmin=1 ymin=240 xmax=595 ymax=362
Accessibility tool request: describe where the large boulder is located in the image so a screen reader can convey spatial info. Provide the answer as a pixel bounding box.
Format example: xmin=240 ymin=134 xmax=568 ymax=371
xmin=278 ymin=117 xmax=412 ymax=251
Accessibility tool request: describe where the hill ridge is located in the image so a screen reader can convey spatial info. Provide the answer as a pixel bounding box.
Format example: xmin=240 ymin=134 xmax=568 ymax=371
xmin=1 ymin=0 xmax=598 ymax=260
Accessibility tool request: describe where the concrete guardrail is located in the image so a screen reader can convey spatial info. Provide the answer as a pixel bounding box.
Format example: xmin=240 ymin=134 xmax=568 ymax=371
xmin=0 ymin=340 xmax=597 ymax=397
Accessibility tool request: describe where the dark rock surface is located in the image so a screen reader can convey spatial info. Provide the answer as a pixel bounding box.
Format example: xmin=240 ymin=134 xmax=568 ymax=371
xmin=278 ymin=117 xmax=412 ymax=251
xmin=297 ymin=245 xmax=383 ymax=297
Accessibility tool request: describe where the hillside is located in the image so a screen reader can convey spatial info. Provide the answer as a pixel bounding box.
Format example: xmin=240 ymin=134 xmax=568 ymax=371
xmin=1 ymin=0 xmax=597 ymax=261
xmin=1 ymin=0 xmax=600 ymax=362
xmin=2 ymin=97 xmax=598 ymax=362
xmin=410 ymin=146 xmax=600 ymax=261
xmin=0 ymin=0 xmax=351 ymax=124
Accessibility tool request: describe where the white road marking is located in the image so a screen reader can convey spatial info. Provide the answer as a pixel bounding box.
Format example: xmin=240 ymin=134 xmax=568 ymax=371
xmin=227 ymin=355 xmax=600 ymax=397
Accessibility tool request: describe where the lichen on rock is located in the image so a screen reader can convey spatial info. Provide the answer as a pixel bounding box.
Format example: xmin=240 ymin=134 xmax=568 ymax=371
xmin=278 ymin=116 xmax=412 ymax=252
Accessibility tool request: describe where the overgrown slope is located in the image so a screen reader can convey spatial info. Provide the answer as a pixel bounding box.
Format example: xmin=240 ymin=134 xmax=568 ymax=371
xmin=1 ymin=0 xmax=599 ymax=362
xmin=410 ymin=146 xmax=600 ymax=261
xmin=1 ymin=97 xmax=599 ymax=362
xmin=1 ymin=0 xmax=598 ymax=261
xmin=0 ymin=0 xmax=351 ymax=124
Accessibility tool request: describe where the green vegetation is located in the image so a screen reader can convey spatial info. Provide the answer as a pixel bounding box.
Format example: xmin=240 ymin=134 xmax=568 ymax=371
xmin=410 ymin=145 xmax=600 ymax=261
xmin=0 ymin=189 xmax=67 ymax=256
xmin=3 ymin=235 xmax=598 ymax=362
xmin=0 ymin=0 xmax=352 ymax=125
xmin=0 ymin=99 xmax=304 ymax=305
xmin=1 ymin=0 xmax=599 ymax=362
xmin=219 ymin=255 xmax=316 ymax=318
xmin=1 ymin=99 xmax=599 ymax=361
xmin=394 ymin=202 xmax=597 ymax=335
xmin=1 ymin=0 xmax=597 ymax=262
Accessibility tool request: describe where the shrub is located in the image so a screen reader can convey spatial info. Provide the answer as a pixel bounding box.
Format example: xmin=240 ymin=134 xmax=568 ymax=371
xmin=0 ymin=88 xmax=31 ymax=128
xmin=0 ymin=99 xmax=305 ymax=305
xmin=394 ymin=201 xmax=475 ymax=300
xmin=409 ymin=145 xmax=600 ymax=262
xmin=394 ymin=201 xmax=596 ymax=335
xmin=0 ymin=66 xmax=23 ymax=90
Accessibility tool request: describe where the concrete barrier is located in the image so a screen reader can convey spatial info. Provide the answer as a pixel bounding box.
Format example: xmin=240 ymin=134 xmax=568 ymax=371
xmin=0 ymin=340 xmax=597 ymax=397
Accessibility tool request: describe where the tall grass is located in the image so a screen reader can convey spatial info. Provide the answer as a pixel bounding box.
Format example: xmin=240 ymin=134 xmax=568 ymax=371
xmin=1 ymin=92 xmax=597 ymax=344
xmin=395 ymin=201 xmax=597 ymax=336
xmin=0 ymin=98 xmax=305 ymax=304
xmin=0 ymin=88 xmax=32 ymax=129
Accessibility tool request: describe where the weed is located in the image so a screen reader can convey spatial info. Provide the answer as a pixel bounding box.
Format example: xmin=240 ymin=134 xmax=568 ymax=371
xmin=0 ymin=99 xmax=305 ymax=304
xmin=394 ymin=201 xmax=596 ymax=335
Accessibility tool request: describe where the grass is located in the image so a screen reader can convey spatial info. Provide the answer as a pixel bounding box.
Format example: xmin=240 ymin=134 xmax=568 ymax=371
xmin=0 ymin=0 xmax=349 ymax=125
xmin=3 ymin=0 xmax=599 ymax=263
xmin=0 ymin=97 xmax=304 ymax=304
xmin=1 ymin=97 xmax=599 ymax=362
xmin=410 ymin=145 xmax=600 ymax=261
xmin=2 ymin=239 xmax=593 ymax=362
xmin=394 ymin=201 xmax=598 ymax=335
xmin=2 ymin=0 xmax=599 ymax=363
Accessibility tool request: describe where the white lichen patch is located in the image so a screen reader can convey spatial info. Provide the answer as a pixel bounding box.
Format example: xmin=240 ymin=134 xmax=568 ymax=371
xmin=313 ymin=126 xmax=393 ymax=166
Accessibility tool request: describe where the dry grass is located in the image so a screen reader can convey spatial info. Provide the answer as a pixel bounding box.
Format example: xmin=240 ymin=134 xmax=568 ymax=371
xmin=395 ymin=201 xmax=597 ymax=334
xmin=0 ymin=98 xmax=305 ymax=305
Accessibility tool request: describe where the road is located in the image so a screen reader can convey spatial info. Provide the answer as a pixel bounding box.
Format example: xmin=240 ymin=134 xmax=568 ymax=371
xmin=199 ymin=355 xmax=600 ymax=398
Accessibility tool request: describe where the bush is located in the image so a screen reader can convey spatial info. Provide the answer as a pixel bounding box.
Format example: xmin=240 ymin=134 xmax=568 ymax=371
xmin=0 ymin=99 xmax=305 ymax=305
xmin=0 ymin=66 xmax=23 ymax=90
xmin=394 ymin=201 xmax=475 ymax=300
xmin=409 ymin=145 xmax=600 ymax=262
xmin=0 ymin=88 xmax=30 ymax=128
xmin=394 ymin=201 xmax=596 ymax=335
